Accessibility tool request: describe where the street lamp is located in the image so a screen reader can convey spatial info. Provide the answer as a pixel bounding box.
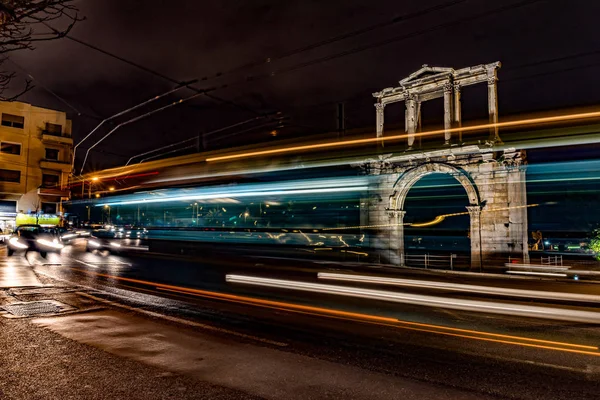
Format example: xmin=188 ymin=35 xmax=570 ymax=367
xmin=87 ymin=177 xmax=99 ymax=199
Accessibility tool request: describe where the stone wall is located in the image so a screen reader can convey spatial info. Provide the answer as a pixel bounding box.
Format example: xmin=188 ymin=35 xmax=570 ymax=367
xmin=364 ymin=146 xmax=528 ymax=269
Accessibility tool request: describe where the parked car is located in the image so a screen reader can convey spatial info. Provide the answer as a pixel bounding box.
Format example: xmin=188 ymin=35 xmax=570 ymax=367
xmin=86 ymin=229 xmax=122 ymax=254
xmin=7 ymin=225 xmax=64 ymax=258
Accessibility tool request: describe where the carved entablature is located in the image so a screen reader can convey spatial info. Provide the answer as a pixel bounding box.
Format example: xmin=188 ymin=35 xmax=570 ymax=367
xmin=372 ymin=62 xmax=502 ymax=145
xmin=372 ymin=62 xmax=501 ymax=106
xmin=499 ymin=148 xmax=527 ymax=168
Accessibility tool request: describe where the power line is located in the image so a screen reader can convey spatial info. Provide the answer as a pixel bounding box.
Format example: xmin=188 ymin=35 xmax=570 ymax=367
xmin=6 ymin=57 xmax=88 ymax=117
xmin=198 ymin=0 xmax=468 ymax=82
xmin=507 ymin=49 xmax=600 ymax=70
xmin=42 ymin=21 xmax=266 ymax=118
xmin=235 ymin=0 xmax=543 ymax=84
xmin=41 ymin=1 xmax=469 ymax=119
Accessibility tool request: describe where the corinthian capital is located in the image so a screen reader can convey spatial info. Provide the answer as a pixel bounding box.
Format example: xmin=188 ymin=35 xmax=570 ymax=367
xmin=443 ymin=82 xmax=453 ymax=93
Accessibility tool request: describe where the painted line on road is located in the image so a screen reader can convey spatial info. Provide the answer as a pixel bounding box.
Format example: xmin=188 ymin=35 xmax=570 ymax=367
xmin=317 ymin=272 xmax=600 ymax=303
xmin=63 ymin=267 xmax=600 ymax=356
xmin=72 ymin=258 xmax=99 ymax=268
xmin=71 ymin=257 xmax=133 ymax=268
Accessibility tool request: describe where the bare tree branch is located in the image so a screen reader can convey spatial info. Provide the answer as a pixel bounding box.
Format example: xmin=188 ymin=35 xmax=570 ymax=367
xmin=0 ymin=0 xmax=81 ymax=100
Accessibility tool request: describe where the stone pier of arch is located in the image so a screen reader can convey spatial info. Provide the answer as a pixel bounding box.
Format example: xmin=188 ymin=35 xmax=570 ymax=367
xmin=362 ymin=146 xmax=529 ymax=270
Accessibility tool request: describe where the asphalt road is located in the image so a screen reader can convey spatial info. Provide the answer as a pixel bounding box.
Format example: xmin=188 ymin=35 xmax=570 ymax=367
xmin=18 ymin=242 xmax=600 ymax=399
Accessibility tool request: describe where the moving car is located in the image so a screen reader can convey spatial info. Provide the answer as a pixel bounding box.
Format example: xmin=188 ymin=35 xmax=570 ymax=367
xmin=57 ymin=227 xmax=79 ymax=244
xmin=86 ymin=229 xmax=122 ymax=254
xmin=7 ymin=225 xmax=64 ymax=258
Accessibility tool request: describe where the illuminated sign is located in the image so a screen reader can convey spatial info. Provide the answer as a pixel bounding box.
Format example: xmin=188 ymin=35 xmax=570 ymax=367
xmin=16 ymin=213 xmax=60 ymax=226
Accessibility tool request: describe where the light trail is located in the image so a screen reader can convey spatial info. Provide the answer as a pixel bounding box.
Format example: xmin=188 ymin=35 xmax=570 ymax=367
xmin=317 ymin=272 xmax=600 ymax=303
xmin=410 ymin=215 xmax=446 ymax=227
xmin=205 ymin=110 xmax=600 ymax=162
xmin=79 ymin=124 xmax=600 ymax=188
xmin=98 ymin=186 xmax=368 ymax=206
xmin=226 ymin=274 xmax=600 ymax=324
xmin=95 ymin=177 xmax=370 ymax=206
xmin=64 ymin=266 xmax=600 ymax=356
xmin=324 ymin=204 xmax=540 ymax=230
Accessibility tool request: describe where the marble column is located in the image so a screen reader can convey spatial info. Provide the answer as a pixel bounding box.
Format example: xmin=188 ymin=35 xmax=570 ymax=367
xmin=443 ymin=82 xmax=454 ymax=145
xmin=487 ymin=68 xmax=500 ymax=143
xmin=375 ymin=102 xmax=385 ymax=138
xmin=389 ymin=210 xmax=407 ymax=266
xmin=453 ymin=83 xmax=462 ymax=143
xmin=466 ymin=205 xmax=482 ymax=271
xmin=405 ymin=95 xmax=417 ymax=149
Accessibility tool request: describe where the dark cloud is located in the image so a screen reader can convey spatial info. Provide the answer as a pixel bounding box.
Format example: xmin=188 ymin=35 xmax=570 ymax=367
xmin=5 ymin=0 xmax=600 ymax=171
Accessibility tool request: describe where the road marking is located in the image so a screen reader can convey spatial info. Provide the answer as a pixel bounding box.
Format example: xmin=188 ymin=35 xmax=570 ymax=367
xmin=64 ymin=267 xmax=600 ymax=356
xmin=71 ymin=258 xmax=98 ymax=268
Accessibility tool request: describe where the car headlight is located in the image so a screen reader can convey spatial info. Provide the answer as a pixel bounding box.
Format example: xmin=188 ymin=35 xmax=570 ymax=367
xmin=88 ymin=240 xmax=101 ymax=248
xmin=9 ymin=237 xmax=29 ymax=249
xmin=36 ymin=238 xmax=64 ymax=249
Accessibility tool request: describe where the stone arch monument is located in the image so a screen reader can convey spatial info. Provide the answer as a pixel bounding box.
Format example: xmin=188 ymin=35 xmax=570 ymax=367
xmin=364 ymin=62 xmax=529 ymax=269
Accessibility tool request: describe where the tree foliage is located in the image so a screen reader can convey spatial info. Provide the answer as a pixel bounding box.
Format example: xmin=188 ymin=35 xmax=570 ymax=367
xmin=0 ymin=0 xmax=81 ymax=100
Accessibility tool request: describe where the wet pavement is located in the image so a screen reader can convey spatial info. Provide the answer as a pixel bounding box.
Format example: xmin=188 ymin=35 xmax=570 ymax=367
xmin=0 ymin=257 xmax=42 ymax=288
xmin=2 ymin=246 xmax=600 ymax=399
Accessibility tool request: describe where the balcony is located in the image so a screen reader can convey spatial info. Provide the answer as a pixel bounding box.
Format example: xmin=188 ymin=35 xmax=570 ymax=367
xmin=40 ymin=158 xmax=72 ymax=172
xmin=41 ymin=130 xmax=73 ymax=145
xmin=38 ymin=186 xmax=70 ymax=198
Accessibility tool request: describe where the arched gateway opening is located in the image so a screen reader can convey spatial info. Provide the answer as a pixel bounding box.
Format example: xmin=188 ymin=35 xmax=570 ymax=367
xmin=388 ymin=163 xmax=483 ymax=270
xmin=403 ymin=173 xmax=472 ymax=268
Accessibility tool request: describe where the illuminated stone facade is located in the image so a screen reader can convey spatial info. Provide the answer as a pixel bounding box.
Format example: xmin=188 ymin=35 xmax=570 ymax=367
xmin=367 ymin=63 xmax=529 ymax=269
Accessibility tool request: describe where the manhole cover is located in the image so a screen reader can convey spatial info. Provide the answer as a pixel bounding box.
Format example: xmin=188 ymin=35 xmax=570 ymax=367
xmin=2 ymin=300 xmax=76 ymax=317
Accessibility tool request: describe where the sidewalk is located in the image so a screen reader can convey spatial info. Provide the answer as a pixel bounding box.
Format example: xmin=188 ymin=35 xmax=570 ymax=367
xmin=0 ymin=257 xmax=495 ymax=400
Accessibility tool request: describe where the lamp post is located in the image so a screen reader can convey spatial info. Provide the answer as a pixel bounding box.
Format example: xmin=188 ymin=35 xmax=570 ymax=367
xmin=88 ymin=177 xmax=99 ymax=199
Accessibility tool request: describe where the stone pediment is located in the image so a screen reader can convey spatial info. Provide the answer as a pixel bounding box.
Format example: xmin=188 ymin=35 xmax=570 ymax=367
xmin=399 ymin=64 xmax=455 ymax=86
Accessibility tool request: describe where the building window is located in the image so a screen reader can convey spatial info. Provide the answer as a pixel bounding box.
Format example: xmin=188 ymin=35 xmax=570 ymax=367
xmin=41 ymin=202 xmax=57 ymax=214
xmin=0 ymin=142 xmax=21 ymax=155
xmin=1 ymin=113 xmax=24 ymax=129
xmin=0 ymin=200 xmax=16 ymax=213
xmin=0 ymin=169 xmax=21 ymax=183
xmin=45 ymin=122 xmax=62 ymax=135
xmin=42 ymin=173 xmax=60 ymax=188
xmin=45 ymin=148 xmax=59 ymax=160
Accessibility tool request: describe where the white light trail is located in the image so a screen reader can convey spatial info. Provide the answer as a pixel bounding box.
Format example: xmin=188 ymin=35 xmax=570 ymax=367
xmin=226 ymin=274 xmax=600 ymax=323
xmin=317 ymin=273 xmax=600 ymax=303
xmin=97 ymin=186 xmax=368 ymax=207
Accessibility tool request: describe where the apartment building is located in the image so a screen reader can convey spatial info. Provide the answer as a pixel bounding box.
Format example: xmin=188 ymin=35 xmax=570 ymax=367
xmin=0 ymin=101 xmax=72 ymax=233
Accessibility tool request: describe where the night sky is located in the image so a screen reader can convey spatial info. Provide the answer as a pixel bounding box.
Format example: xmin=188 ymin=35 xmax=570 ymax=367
xmin=6 ymin=0 xmax=600 ymax=171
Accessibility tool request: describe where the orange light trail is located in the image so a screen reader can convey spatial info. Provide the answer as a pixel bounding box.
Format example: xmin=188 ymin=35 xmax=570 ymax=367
xmin=67 ymin=266 xmax=600 ymax=356
xmin=205 ymin=110 xmax=600 ymax=162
